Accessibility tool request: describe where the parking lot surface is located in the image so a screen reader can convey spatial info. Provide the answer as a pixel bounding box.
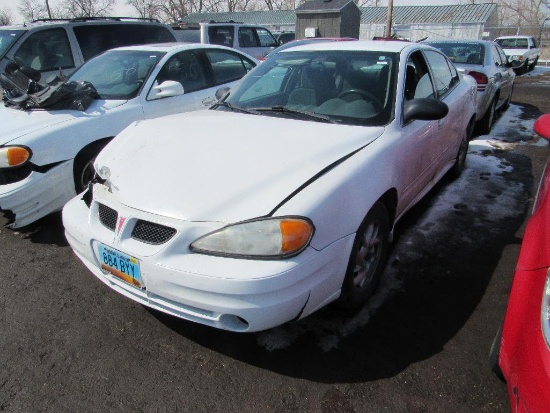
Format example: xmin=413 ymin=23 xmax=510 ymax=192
xmin=1 ymin=69 xmax=549 ymax=413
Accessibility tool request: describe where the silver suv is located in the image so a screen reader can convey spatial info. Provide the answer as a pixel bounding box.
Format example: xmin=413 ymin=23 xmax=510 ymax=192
xmin=174 ymin=21 xmax=279 ymax=60
xmin=0 ymin=17 xmax=177 ymax=83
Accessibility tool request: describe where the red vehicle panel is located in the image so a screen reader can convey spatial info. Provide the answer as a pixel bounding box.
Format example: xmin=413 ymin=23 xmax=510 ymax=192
xmin=493 ymin=114 xmax=550 ymax=413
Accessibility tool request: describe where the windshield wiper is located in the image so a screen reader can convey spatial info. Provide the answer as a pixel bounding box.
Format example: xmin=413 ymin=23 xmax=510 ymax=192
xmin=211 ymin=101 xmax=259 ymax=115
xmin=250 ymin=106 xmax=335 ymax=123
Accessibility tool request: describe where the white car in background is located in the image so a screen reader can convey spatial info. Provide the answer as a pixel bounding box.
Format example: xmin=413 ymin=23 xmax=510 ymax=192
xmin=0 ymin=43 xmax=257 ymax=228
xmin=63 ymin=40 xmax=477 ymax=332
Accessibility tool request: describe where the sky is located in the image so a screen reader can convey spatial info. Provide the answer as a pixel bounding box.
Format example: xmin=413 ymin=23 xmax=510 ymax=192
xmin=2 ymin=0 xmax=461 ymax=24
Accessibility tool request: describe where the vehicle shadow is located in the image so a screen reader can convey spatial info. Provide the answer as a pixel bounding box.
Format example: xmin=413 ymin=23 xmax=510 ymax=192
xmin=1 ymin=211 xmax=68 ymax=247
xmin=150 ymin=145 xmax=533 ymax=384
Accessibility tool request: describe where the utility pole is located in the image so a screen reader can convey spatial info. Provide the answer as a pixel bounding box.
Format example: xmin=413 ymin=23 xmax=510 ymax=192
xmin=385 ymin=0 xmax=393 ymax=38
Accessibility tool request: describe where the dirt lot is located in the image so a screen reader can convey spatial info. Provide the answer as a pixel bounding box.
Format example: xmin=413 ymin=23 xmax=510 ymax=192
xmin=0 ymin=70 xmax=549 ymax=413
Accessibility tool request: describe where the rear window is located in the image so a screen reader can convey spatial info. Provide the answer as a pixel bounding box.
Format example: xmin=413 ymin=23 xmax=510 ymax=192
xmin=74 ymin=24 xmax=176 ymax=61
xmin=174 ymin=28 xmax=200 ymax=43
xmin=427 ymin=42 xmax=485 ymax=65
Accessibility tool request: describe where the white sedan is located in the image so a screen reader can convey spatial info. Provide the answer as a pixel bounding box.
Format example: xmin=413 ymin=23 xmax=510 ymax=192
xmin=0 ymin=43 xmax=257 ymax=228
xmin=63 ymin=41 xmax=477 ymax=332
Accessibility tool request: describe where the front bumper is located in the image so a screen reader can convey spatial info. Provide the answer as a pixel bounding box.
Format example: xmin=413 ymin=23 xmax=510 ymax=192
xmin=62 ymin=188 xmax=354 ymax=332
xmin=0 ymin=160 xmax=75 ymax=228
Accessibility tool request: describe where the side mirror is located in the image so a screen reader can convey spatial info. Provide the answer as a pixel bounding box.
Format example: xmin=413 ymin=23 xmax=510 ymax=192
xmin=403 ymin=98 xmax=449 ymax=124
xmin=534 ymin=113 xmax=550 ymax=140
xmin=215 ymin=86 xmax=231 ymax=100
xmin=148 ymin=80 xmax=184 ymax=100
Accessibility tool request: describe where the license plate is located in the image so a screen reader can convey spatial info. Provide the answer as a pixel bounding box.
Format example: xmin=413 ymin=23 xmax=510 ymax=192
xmin=98 ymin=244 xmax=143 ymax=289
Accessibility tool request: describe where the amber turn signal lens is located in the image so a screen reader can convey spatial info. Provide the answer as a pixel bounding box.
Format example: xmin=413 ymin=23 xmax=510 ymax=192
xmin=0 ymin=147 xmax=31 ymax=168
xmin=280 ymin=219 xmax=314 ymax=254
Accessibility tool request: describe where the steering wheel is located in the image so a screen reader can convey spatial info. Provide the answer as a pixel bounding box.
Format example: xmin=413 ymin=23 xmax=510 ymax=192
xmin=338 ymin=89 xmax=383 ymax=111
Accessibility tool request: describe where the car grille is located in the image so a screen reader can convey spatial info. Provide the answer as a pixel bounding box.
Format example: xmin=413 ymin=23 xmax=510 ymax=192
xmin=131 ymin=220 xmax=176 ymax=245
xmin=98 ymin=203 xmax=118 ymax=230
xmin=97 ymin=203 xmax=176 ymax=244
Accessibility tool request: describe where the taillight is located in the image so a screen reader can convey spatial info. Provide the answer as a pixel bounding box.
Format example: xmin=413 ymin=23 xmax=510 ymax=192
xmin=467 ymin=71 xmax=488 ymax=91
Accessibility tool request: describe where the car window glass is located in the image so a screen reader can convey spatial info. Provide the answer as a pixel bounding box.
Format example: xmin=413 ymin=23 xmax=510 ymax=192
xmin=204 ymin=49 xmax=255 ymax=85
xmin=68 ymin=50 xmax=164 ymax=99
xmin=427 ymin=42 xmax=484 ymax=65
xmin=0 ymin=30 xmax=24 ymax=58
xmin=424 ymin=50 xmax=457 ymax=99
xmin=155 ymin=50 xmax=208 ymax=93
xmin=239 ymin=65 xmax=288 ymax=101
xmin=207 ymin=26 xmax=233 ymax=47
xmin=256 ymin=28 xmax=278 ymax=47
xmin=238 ymin=27 xmax=259 ymax=48
xmin=492 ymin=45 xmax=503 ymax=66
xmin=405 ymin=50 xmax=434 ymax=100
xmin=13 ymin=28 xmax=74 ymax=72
xmin=226 ymin=50 xmax=397 ymax=127
xmin=74 ymin=25 xmax=175 ymax=61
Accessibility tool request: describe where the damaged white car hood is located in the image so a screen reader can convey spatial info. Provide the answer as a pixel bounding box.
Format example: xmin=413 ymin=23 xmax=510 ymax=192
xmin=0 ymin=100 xmax=126 ymax=145
xmin=96 ymin=110 xmax=384 ymax=222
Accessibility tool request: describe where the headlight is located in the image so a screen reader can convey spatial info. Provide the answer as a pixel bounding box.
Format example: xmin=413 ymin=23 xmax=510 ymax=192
xmin=0 ymin=146 xmax=31 ymax=168
xmin=190 ymin=217 xmax=314 ymax=259
xmin=542 ymin=269 xmax=550 ymax=349
xmin=511 ymin=55 xmax=523 ymax=62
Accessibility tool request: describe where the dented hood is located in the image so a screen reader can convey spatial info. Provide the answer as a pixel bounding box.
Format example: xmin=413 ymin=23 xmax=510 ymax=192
xmin=0 ymin=99 xmax=127 ymax=145
xmin=96 ymin=110 xmax=384 ymax=222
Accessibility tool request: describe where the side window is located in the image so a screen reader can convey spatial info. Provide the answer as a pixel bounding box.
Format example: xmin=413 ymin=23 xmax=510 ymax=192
xmin=75 ymin=25 xmax=176 ymax=61
xmin=423 ymin=50 xmax=458 ymax=99
xmin=255 ymin=28 xmax=278 ymax=47
xmin=155 ymin=50 xmax=209 ymax=93
xmin=204 ymin=49 xmax=256 ymax=85
xmin=404 ymin=50 xmax=434 ymax=101
xmin=529 ymin=37 xmax=536 ymax=48
xmin=492 ymin=45 xmax=503 ymax=66
xmin=13 ymin=28 xmax=74 ymax=72
xmin=207 ymin=26 xmax=233 ymax=47
xmin=238 ymin=27 xmax=259 ymax=48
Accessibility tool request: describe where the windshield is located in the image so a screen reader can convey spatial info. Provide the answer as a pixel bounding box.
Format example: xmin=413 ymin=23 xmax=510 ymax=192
xmin=427 ymin=42 xmax=485 ymax=65
xmin=0 ymin=30 xmax=24 ymax=59
xmin=219 ymin=50 xmax=397 ymax=126
xmin=67 ymin=49 xmax=165 ymax=99
xmin=495 ymin=38 xmax=529 ymax=49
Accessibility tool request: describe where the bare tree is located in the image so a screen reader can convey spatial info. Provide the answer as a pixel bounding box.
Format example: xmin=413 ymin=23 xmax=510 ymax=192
xmin=498 ymin=0 xmax=549 ymax=26
xmin=17 ymin=0 xmax=49 ymax=21
xmin=126 ymin=0 xmax=165 ymax=19
xmin=0 ymin=7 xmax=14 ymax=25
xmin=56 ymin=0 xmax=115 ymax=18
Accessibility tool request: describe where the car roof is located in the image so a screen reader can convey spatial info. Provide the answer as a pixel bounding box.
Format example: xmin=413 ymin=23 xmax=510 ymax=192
xmin=495 ymin=35 xmax=532 ymax=39
xmin=109 ymin=42 xmax=255 ymax=55
xmin=277 ymin=39 xmax=422 ymax=54
xmin=1 ymin=18 xmax=166 ymax=31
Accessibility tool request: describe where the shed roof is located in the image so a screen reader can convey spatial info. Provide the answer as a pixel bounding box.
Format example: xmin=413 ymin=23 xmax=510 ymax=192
xmin=360 ymin=3 xmax=497 ymax=25
xmin=180 ymin=3 xmax=497 ymax=26
xmin=295 ymin=0 xmax=359 ymax=14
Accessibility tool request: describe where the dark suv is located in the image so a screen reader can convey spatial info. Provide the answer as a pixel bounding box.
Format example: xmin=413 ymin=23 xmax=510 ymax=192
xmin=0 ymin=17 xmax=177 ymax=83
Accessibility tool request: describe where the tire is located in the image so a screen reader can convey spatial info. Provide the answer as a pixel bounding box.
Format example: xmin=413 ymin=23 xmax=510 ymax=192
xmin=476 ymin=98 xmax=496 ymax=135
xmin=73 ymin=142 xmax=105 ymax=193
xmin=502 ymin=84 xmax=513 ymax=111
xmin=448 ymin=129 xmax=469 ymax=179
xmin=529 ymin=57 xmax=538 ymax=71
xmin=337 ymin=202 xmax=390 ymax=311
xmin=489 ymin=325 xmax=505 ymax=382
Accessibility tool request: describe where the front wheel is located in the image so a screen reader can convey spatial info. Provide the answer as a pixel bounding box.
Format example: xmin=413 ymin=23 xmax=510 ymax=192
xmin=337 ymin=202 xmax=390 ymax=311
xmin=73 ymin=143 xmax=105 ymax=193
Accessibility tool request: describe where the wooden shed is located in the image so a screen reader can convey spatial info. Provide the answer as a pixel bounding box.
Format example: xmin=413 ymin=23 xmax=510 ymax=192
xmin=294 ymin=0 xmax=360 ymax=40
